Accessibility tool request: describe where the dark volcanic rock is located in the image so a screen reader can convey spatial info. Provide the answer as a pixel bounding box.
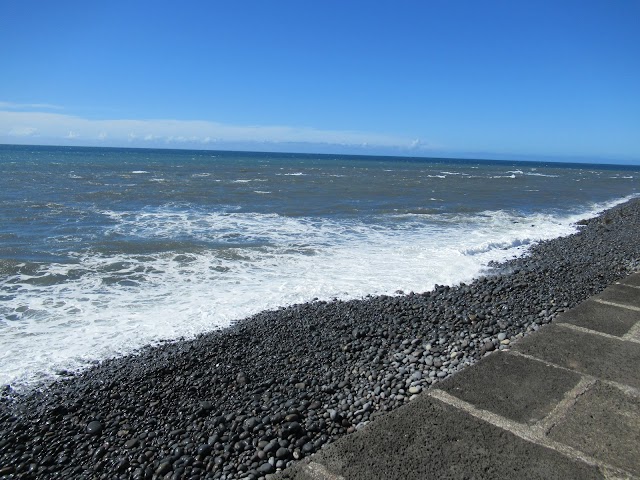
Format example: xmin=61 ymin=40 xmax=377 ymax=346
xmin=86 ymin=420 xmax=103 ymax=435
xmin=1 ymin=198 xmax=639 ymax=479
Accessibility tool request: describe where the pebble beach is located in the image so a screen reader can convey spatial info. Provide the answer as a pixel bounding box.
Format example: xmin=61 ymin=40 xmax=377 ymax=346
xmin=1 ymin=197 xmax=640 ymax=480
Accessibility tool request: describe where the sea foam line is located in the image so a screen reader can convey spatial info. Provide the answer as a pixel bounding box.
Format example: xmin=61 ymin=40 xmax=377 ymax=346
xmin=0 ymin=195 xmax=636 ymax=389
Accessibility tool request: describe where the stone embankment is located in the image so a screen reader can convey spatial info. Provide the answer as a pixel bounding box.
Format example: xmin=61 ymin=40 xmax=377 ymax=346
xmin=280 ymin=271 xmax=640 ymax=479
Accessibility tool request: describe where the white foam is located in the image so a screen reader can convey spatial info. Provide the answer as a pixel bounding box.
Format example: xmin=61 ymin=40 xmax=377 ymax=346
xmin=0 ymin=195 xmax=635 ymax=389
xmin=526 ymin=172 xmax=560 ymax=178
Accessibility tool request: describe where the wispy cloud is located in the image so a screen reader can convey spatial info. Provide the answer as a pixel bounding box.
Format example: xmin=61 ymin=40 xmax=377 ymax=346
xmin=0 ymin=109 xmax=433 ymax=153
xmin=8 ymin=126 xmax=38 ymax=137
xmin=0 ymin=101 xmax=64 ymax=110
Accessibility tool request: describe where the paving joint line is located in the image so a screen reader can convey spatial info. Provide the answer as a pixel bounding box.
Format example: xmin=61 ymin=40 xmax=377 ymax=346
xmin=623 ymin=322 xmax=640 ymax=342
xmin=532 ymin=377 xmax=597 ymax=437
xmin=557 ymin=322 xmax=640 ymax=344
xmin=508 ymin=350 xmax=595 ymax=375
xmin=593 ymin=298 xmax=640 ymax=312
xmin=428 ymin=389 xmax=635 ymax=479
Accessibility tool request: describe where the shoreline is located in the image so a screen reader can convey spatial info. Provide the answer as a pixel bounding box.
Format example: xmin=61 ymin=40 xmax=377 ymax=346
xmin=1 ymin=198 xmax=640 ymax=479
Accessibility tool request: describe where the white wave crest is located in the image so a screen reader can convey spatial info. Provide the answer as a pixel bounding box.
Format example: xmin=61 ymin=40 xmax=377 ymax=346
xmin=0 ymin=195 xmax=636 ymax=388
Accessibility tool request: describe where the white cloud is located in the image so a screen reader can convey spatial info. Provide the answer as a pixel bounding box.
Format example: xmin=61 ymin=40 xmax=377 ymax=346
xmin=8 ymin=126 xmax=38 ymax=137
xmin=0 ymin=110 xmax=432 ymax=153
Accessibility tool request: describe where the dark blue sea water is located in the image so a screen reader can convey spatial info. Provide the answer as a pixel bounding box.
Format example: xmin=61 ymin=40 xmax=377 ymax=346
xmin=1 ymin=144 xmax=638 ymax=388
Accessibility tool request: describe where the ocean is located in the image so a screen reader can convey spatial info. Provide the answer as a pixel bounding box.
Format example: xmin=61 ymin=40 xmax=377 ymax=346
xmin=0 ymin=144 xmax=638 ymax=389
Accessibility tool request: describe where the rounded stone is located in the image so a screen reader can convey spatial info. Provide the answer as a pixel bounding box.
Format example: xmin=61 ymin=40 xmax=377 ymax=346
xmin=275 ymin=447 xmax=290 ymax=459
xmin=257 ymin=462 xmax=275 ymax=474
xmin=283 ymin=421 xmax=302 ymax=435
xmin=243 ymin=416 xmax=259 ymax=431
xmin=155 ymin=462 xmax=172 ymax=476
xmin=86 ymin=421 xmax=103 ymax=435
xmin=124 ymin=438 xmax=138 ymax=449
xmin=263 ymin=440 xmax=278 ymax=454
xmin=197 ymin=443 xmax=212 ymax=456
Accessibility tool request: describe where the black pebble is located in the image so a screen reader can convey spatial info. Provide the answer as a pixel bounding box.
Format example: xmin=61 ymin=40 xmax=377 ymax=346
xmin=85 ymin=421 xmax=103 ymax=435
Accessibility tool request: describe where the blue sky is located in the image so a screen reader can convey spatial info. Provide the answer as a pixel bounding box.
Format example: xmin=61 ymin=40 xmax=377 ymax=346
xmin=1 ymin=0 xmax=639 ymax=163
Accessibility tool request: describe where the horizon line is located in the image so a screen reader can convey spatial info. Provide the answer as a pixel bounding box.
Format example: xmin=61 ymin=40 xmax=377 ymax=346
xmin=2 ymin=141 xmax=639 ymax=168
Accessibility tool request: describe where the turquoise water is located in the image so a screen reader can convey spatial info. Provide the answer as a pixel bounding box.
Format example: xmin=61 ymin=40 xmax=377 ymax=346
xmin=1 ymin=144 xmax=638 ymax=387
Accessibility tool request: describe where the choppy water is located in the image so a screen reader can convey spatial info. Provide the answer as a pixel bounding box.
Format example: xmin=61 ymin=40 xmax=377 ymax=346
xmin=1 ymin=144 xmax=638 ymax=388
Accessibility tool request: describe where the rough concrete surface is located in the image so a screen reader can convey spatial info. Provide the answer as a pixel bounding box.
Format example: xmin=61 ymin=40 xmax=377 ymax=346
xmin=437 ymin=352 xmax=581 ymax=424
xmin=513 ymin=323 xmax=640 ymax=389
xmin=278 ymin=394 xmax=603 ymax=480
xmin=548 ymin=381 xmax=640 ymax=474
xmin=620 ymin=275 xmax=640 ymax=287
xmin=556 ymin=299 xmax=639 ymax=337
xmin=595 ymin=284 xmax=640 ymax=309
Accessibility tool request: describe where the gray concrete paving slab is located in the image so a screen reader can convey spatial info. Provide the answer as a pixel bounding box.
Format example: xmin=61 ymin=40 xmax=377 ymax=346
xmin=437 ymin=351 xmax=581 ymax=424
xmin=512 ymin=323 xmax=640 ymax=389
xmin=277 ymin=394 xmax=604 ymax=480
xmin=548 ymin=381 xmax=640 ymax=475
xmin=555 ymin=299 xmax=640 ymax=336
xmin=595 ymin=283 xmax=640 ymax=309
xmin=619 ymin=272 xmax=640 ymax=287
xmin=277 ymin=274 xmax=640 ymax=480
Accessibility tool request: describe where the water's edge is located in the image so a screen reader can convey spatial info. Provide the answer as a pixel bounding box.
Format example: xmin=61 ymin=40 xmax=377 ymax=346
xmin=1 ymin=198 xmax=639 ymax=479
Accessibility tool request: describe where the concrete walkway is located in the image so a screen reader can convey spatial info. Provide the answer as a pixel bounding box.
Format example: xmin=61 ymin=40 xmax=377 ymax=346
xmin=278 ymin=272 xmax=640 ymax=480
